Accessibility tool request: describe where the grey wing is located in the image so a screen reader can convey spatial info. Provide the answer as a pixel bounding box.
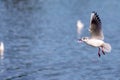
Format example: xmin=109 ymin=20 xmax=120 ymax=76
xmin=89 ymin=11 xmax=104 ymax=40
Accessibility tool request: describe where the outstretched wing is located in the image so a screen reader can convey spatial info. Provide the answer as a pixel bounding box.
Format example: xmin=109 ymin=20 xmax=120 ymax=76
xmin=89 ymin=11 xmax=104 ymax=40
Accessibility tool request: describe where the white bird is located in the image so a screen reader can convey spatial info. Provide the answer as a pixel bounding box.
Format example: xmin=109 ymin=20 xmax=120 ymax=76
xmin=78 ymin=11 xmax=111 ymax=57
xmin=0 ymin=42 xmax=4 ymax=59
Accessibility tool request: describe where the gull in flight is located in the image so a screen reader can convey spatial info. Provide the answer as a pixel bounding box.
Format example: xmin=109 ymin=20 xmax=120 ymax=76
xmin=77 ymin=11 xmax=111 ymax=57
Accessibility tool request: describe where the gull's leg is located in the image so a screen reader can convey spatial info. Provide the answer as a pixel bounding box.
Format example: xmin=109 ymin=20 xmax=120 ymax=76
xmin=102 ymin=50 xmax=105 ymax=55
xmin=98 ymin=47 xmax=101 ymax=57
xmin=101 ymin=46 xmax=105 ymax=55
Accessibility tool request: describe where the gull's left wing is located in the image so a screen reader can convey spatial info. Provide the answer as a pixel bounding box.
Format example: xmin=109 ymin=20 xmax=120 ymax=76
xmin=89 ymin=11 xmax=104 ymax=40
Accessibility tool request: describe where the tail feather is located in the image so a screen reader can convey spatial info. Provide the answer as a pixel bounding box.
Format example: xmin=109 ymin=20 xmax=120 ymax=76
xmin=102 ymin=43 xmax=111 ymax=52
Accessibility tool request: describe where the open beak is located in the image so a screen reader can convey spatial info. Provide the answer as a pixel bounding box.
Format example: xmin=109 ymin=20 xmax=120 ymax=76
xmin=77 ymin=39 xmax=82 ymax=43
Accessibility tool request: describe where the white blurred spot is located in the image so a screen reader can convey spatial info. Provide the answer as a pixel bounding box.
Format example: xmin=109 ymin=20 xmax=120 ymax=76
xmin=77 ymin=20 xmax=84 ymax=35
xmin=0 ymin=42 xmax=4 ymax=59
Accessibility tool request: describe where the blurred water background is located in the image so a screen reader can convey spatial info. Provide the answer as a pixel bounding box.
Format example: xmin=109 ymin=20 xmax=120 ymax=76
xmin=0 ymin=0 xmax=120 ymax=80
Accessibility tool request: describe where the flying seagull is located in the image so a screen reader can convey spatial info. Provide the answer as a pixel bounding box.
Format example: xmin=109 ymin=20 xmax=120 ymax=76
xmin=77 ymin=11 xmax=111 ymax=57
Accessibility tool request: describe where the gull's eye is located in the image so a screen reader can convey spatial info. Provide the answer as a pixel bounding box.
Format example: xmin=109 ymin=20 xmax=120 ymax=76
xmin=83 ymin=37 xmax=86 ymax=40
xmin=82 ymin=37 xmax=88 ymax=41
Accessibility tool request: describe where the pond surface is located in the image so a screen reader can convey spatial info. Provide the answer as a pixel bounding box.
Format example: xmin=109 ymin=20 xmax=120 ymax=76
xmin=0 ymin=0 xmax=120 ymax=80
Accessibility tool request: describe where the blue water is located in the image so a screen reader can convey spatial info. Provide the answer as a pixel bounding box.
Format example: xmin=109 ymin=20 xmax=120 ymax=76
xmin=0 ymin=0 xmax=120 ymax=80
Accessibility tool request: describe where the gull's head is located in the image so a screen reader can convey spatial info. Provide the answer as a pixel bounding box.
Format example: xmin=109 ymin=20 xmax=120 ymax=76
xmin=78 ymin=37 xmax=89 ymax=43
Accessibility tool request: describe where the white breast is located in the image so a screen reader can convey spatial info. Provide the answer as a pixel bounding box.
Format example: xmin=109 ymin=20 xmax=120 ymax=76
xmin=85 ymin=39 xmax=104 ymax=47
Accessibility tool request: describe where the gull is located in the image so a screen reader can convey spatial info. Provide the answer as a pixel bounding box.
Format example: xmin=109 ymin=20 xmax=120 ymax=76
xmin=77 ymin=11 xmax=111 ymax=57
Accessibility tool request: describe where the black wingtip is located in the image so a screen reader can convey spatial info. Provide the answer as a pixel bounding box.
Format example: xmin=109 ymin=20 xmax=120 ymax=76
xmin=92 ymin=11 xmax=97 ymax=15
xmin=91 ymin=11 xmax=101 ymax=24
